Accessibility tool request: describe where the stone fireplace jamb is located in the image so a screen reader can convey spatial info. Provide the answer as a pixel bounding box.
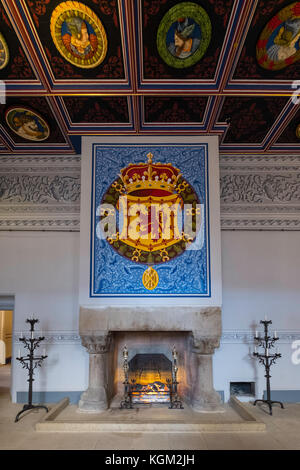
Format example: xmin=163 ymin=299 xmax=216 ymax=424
xmin=191 ymin=332 xmax=222 ymax=411
xmin=78 ymin=332 xmax=112 ymax=413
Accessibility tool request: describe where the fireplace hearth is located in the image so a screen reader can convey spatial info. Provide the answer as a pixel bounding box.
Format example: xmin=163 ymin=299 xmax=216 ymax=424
xmin=129 ymin=354 xmax=171 ymax=404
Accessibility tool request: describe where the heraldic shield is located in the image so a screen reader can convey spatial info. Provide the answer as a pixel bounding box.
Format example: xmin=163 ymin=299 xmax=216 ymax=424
xmin=118 ymin=153 xmax=183 ymax=252
xmin=118 ymin=193 xmax=183 ymax=252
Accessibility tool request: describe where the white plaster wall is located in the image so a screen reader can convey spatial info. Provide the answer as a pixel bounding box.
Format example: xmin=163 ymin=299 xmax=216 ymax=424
xmin=221 ymin=231 xmax=300 ymax=330
xmin=1 ymin=230 xmax=299 ymax=403
xmin=214 ymin=231 xmax=300 ymax=402
xmin=0 ymin=232 xmax=87 ymax=401
xmin=0 ymin=232 xmax=80 ymax=329
xmin=214 ymin=342 xmax=300 ymax=402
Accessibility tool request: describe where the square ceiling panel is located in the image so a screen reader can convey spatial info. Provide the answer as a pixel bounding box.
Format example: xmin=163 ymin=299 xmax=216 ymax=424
xmin=20 ymin=0 xmax=131 ymax=91
xmin=136 ymin=0 xmax=237 ymax=91
xmin=0 ymin=96 xmax=73 ymax=153
xmin=0 ymin=2 xmax=43 ymax=92
xmin=217 ymin=96 xmax=289 ymax=148
xmin=58 ymin=96 xmax=135 ymax=133
xmin=141 ymin=96 xmax=209 ymax=131
xmin=229 ymin=0 xmax=300 ymax=92
xmin=274 ymin=105 xmax=300 ymax=144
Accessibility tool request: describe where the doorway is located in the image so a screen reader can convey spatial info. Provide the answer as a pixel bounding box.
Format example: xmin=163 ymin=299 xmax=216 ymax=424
xmin=0 ymin=296 xmax=14 ymax=397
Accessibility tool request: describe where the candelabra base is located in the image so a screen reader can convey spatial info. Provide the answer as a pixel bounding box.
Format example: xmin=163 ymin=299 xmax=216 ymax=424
xmin=253 ymin=399 xmax=284 ymax=416
xmin=120 ymin=398 xmax=133 ymax=409
xmin=15 ymin=404 xmax=49 ymax=422
xmin=169 ymin=398 xmax=184 ymax=409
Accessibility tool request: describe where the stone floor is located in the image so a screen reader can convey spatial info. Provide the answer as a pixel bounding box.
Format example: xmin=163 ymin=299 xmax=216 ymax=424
xmin=1 ymin=364 xmax=300 ymax=450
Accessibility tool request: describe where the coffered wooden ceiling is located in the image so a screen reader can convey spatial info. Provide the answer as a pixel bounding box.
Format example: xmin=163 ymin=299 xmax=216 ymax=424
xmin=0 ymin=0 xmax=299 ymax=154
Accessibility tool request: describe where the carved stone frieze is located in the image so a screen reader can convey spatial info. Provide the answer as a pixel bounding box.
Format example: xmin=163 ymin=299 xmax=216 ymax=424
xmin=0 ymin=155 xmax=80 ymax=231
xmin=0 ymin=175 xmax=80 ymax=204
xmin=220 ymin=155 xmax=300 ymax=230
xmin=220 ymin=173 xmax=300 ymax=205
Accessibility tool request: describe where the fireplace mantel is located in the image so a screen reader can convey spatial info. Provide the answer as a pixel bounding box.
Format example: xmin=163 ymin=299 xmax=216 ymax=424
xmin=79 ymin=306 xmax=221 ymax=335
xmin=78 ymin=306 xmax=222 ymax=413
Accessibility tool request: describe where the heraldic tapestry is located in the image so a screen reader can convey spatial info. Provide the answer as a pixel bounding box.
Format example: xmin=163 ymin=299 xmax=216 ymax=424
xmin=90 ymin=144 xmax=210 ymax=297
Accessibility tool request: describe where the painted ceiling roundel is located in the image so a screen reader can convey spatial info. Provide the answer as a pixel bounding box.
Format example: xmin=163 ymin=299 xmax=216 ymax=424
xmin=156 ymin=2 xmax=212 ymax=69
xmin=0 ymin=32 xmax=9 ymax=70
xmin=256 ymin=2 xmax=300 ymax=71
xmin=5 ymin=107 xmax=50 ymax=142
xmin=50 ymin=1 xmax=108 ymax=69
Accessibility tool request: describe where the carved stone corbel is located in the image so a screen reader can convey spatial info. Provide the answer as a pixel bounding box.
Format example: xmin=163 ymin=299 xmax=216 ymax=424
xmin=80 ymin=333 xmax=112 ymax=354
xmin=191 ymin=333 xmax=220 ymax=355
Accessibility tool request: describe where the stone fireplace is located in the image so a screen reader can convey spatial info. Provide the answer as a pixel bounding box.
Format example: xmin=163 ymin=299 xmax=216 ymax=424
xmin=78 ymin=306 xmax=222 ymax=413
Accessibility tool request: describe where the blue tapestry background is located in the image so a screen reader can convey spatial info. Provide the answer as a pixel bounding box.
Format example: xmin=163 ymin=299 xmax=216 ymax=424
xmin=90 ymin=144 xmax=210 ymax=297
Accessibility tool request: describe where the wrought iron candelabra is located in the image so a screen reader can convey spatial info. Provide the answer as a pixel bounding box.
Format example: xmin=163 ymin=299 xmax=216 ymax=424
xmin=15 ymin=317 xmax=48 ymax=422
xmin=253 ymin=319 xmax=284 ymax=415
xmin=168 ymin=346 xmax=183 ymax=409
xmin=120 ymin=345 xmax=133 ymax=409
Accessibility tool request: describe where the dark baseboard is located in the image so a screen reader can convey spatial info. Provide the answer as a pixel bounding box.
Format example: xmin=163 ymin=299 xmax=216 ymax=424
xmin=16 ymin=391 xmax=82 ymax=404
xmin=263 ymin=390 xmax=300 ymax=403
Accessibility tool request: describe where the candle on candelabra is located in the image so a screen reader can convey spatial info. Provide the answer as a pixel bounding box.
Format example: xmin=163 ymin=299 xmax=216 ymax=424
xmin=254 ymin=346 xmax=257 ymax=353
xmin=266 ymin=348 xmax=269 ymax=357
xmin=20 ymin=332 xmax=23 ymax=339
xmin=43 ymin=349 xmax=46 ymax=357
xmin=18 ymin=349 xmax=21 ymax=358
xmin=265 ymin=315 xmax=268 ymax=321
xmin=255 ymin=330 xmax=258 ymax=338
xmin=31 ymin=331 xmax=34 ymax=340
xmin=274 ymin=331 xmax=277 ymax=338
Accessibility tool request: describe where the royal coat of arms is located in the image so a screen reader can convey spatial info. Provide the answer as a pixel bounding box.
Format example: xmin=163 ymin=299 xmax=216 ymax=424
xmin=92 ymin=146 xmax=208 ymax=296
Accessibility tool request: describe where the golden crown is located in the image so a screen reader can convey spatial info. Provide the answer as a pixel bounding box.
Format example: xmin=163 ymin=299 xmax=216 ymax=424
xmin=120 ymin=153 xmax=181 ymax=196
